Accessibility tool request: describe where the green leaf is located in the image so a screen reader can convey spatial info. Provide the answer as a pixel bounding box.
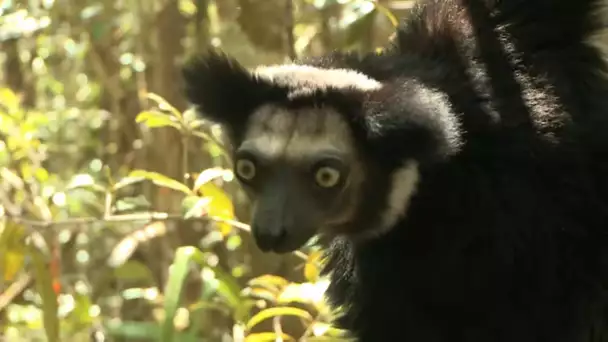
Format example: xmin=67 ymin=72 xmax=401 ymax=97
xmin=112 ymin=175 xmax=145 ymax=191
xmin=246 ymin=307 xmax=313 ymax=331
xmin=161 ymin=246 xmax=198 ymax=342
xmin=114 ymin=195 xmax=151 ymax=212
xmin=135 ymin=111 xmax=181 ymax=130
xmin=247 ymin=275 xmax=290 ymax=294
xmin=104 ymin=321 xmax=161 ymax=339
xmin=181 ymin=195 xmax=211 ymax=219
xmin=189 ymin=258 xmax=241 ymax=310
xmin=30 ymin=245 xmax=59 ymax=342
xmin=128 ymin=170 xmax=192 ymax=195
xmin=66 ymin=174 xmax=106 ymax=193
xmin=114 ymin=260 xmax=154 ymax=282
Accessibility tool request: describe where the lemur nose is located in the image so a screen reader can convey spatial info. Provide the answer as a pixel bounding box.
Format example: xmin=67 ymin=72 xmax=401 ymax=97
xmin=252 ymin=224 xmax=288 ymax=252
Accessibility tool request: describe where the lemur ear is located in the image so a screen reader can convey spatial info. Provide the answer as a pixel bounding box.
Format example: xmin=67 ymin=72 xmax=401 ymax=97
xmin=360 ymin=81 xmax=461 ymax=163
xmin=181 ymin=50 xmax=287 ymax=136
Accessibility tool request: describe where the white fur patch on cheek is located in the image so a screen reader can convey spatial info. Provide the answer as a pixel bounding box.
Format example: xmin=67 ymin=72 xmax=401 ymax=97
xmin=586 ymin=3 xmax=608 ymax=74
xmin=376 ymin=160 xmax=421 ymax=236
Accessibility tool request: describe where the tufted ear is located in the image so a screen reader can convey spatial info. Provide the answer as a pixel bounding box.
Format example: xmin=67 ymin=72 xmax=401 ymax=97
xmin=360 ymin=80 xmax=462 ymax=164
xmin=181 ymin=50 xmax=287 ymax=137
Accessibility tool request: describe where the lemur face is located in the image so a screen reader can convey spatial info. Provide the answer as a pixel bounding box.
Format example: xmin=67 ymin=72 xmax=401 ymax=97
xmin=232 ymin=104 xmax=365 ymax=253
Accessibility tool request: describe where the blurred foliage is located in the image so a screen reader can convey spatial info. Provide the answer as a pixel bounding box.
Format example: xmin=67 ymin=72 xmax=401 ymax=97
xmin=0 ymin=0 xmax=413 ymax=341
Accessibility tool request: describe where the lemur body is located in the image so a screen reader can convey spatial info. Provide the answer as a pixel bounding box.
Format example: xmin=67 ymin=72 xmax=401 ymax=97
xmin=182 ymin=0 xmax=608 ymax=340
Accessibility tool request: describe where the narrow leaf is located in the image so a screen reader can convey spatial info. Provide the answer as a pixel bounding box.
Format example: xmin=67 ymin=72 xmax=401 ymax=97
xmin=30 ymin=245 xmax=59 ymax=342
xmin=66 ymin=174 xmax=106 ymax=193
xmin=182 ymin=195 xmax=211 ymax=219
xmin=161 ymin=246 xmax=199 ymax=342
xmin=129 ymin=170 xmax=192 ymax=195
xmin=245 ymin=332 xmax=295 ymax=342
xmin=246 ymin=307 xmax=313 ymax=331
xmin=136 ymin=111 xmax=181 ymax=129
xmin=112 ymin=176 xmax=145 ymax=191
xmin=146 ymin=93 xmax=183 ymax=119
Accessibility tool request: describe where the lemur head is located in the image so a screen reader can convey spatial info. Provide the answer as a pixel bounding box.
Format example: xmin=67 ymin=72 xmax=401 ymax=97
xmin=182 ymin=51 xmax=461 ymax=253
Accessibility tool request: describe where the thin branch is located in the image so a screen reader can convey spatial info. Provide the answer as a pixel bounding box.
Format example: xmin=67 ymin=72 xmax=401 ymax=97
xmin=0 ymin=273 xmax=32 ymax=313
xmin=4 ymin=213 xmax=309 ymax=260
xmin=285 ymin=0 xmax=296 ymax=60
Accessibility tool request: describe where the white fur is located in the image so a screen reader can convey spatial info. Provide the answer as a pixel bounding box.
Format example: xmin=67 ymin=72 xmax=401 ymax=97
xmin=373 ymin=161 xmax=421 ymax=238
xmin=243 ymin=104 xmax=357 ymax=161
xmin=587 ymin=1 xmax=608 ymax=70
xmin=252 ymin=64 xmax=383 ymax=99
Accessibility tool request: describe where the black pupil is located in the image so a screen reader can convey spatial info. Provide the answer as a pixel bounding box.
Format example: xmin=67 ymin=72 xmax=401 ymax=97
xmin=320 ymin=170 xmax=334 ymax=183
xmin=240 ymin=162 xmax=252 ymax=176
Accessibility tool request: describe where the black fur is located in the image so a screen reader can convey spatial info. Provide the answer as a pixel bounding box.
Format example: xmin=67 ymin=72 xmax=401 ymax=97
xmin=182 ymin=0 xmax=608 ymax=340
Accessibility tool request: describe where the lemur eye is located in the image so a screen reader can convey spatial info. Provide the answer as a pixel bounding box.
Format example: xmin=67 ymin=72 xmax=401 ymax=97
xmin=236 ymin=159 xmax=256 ymax=181
xmin=314 ymin=166 xmax=341 ymax=188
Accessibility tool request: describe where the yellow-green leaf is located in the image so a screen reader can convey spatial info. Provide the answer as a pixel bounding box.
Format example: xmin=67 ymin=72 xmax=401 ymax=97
xmin=0 ymin=88 xmax=20 ymax=113
xmin=135 ymin=111 xmax=181 ymax=129
xmin=248 ymin=275 xmax=290 ymax=290
xmin=243 ymin=287 xmax=278 ymax=303
xmin=3 ymin=250 xmax=25 ymax=281
xmin=304 ymin=250 xmax=323 ymax=282
xmin=245 ymin=332 xmax=295 ymax=342
xmin=247 ymin=275 xmax=290 ymax=297
xmin=197 ymin=181 xmax=234 ymax=235
xmin=129 ymin=170 xmax=192 ymax=195
xmin=146 ymin=93 xmax=182 ymax=119
xmin=0 ymin=221 xmax=27 ymax=281
xmin=246 ymin=307 xmax=313 ymax=330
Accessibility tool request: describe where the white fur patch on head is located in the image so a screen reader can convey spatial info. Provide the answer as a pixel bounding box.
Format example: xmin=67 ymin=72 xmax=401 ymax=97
xmin=252 ymin=64 xmax=383 ymax=99
xmin=242 ymin=104 xmax=357 ymax=161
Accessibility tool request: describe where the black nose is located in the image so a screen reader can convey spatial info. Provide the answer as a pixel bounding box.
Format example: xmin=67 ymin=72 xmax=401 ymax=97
xmin=253 ymin=225 xmax=288 ymax=252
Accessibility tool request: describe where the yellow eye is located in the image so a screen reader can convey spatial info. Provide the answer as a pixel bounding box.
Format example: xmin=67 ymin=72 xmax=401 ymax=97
xmin=236 ymin=159 xmax=256 ymax=181
xmin=315 ymin=166 xmax=341 ymax=188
